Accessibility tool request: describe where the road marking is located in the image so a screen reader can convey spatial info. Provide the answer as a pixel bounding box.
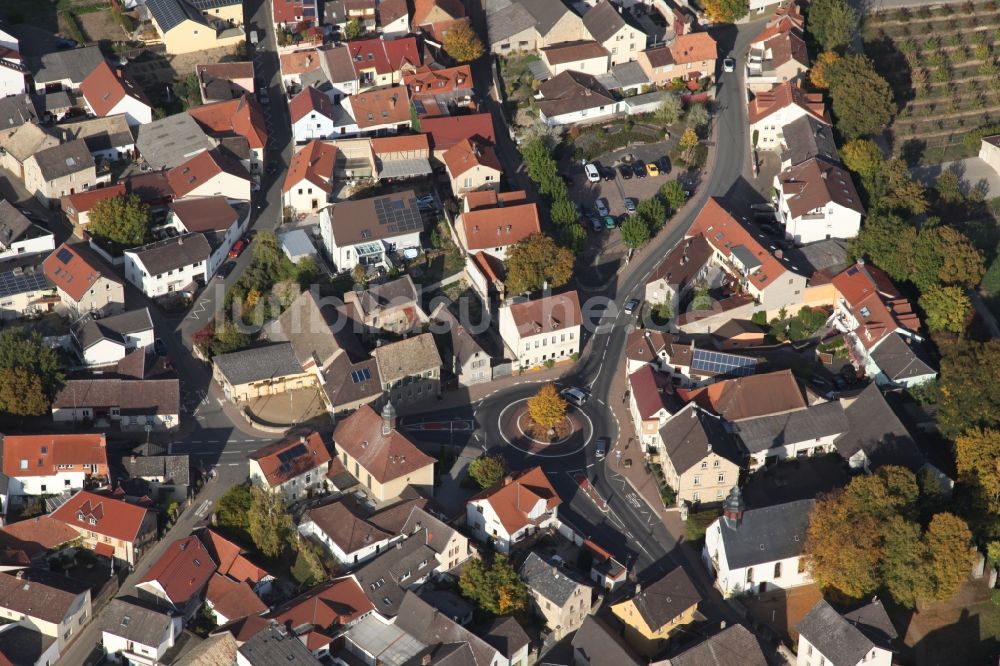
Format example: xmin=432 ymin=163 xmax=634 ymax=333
xmin=188 ymin=298 xmax=210 ymax=320
xmin=194 ymin=500 xmax=213 ymax=518
xmin=227 ymin=463 xmax=239 ymax=466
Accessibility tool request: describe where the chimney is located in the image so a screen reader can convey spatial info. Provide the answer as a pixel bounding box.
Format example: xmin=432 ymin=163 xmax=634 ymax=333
xmin=634 ymin=582 xmax=641 ymax=594
xmin=503 ymin=474 xmax=514 ymax=486
xmin=300 ymin=435 xmax=306 ymax=444
xmin=15 ymin=570 xmax=23 ymax=579
xmin=131 ymin=454 xmax=137 ymax=464
xmin=856 ymin=257 xmax=865 ymax=267
xmin=178 ymin=236 xmax=184 ymax=245
xmin=775 ymin=249 xmax=783 ymax=259
xmin=422 ymin=655 xmax=432 ymax=665
xmin=722 ymin=486 xmax=745 ymax=528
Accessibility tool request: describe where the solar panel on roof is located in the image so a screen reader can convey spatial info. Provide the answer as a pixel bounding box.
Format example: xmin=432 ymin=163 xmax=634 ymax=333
xmin=373 ymin=197 xmax=422 ymax=236
xmin=277 ymin=443 xmax=309 ymax=463
xmin=690 ymin=349 xmax=756 ymax=377
xmin=56 ymin=247 xmax=73 ymax=264
xmin=351 ymin=368 xmax=371 ymax=383
xmin=0 ymin=269 xmax=50 ymax=299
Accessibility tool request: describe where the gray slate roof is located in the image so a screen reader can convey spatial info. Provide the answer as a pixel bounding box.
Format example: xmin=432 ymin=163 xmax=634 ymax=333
xmin=0 ymin=94 xmax=39 ymax=129
xmin=431 ymin=304 xmax=486 ymax=368
xmin=663 ymin=624 xmax=768 ymax=666
xmin=718 ymin=499 xmax=813 ymax=569
xmin=74 ymin=307 xmax=154 ymax=350
xmin=520 ymin=0 xmax=574 ymax=36
xmin=135 ymin=113 xmax=213 ymax=170
xmin=238 ymin=623 xmax=322 ymax=665
xmin=485 ymin=3 xmax=536 ymax=43
xmin=31 ymin=46 xmax=105 ymax=87
xmin=627 ymin=566 xmax=701 ymax=631
xmin=351 ymin=274 xmax=419 ymax=317
xmin=869 ymin=332 xmax=936 ymax=383
xmin=266 ymin=289 xmax=341 ymax=368
xmin=354 ymin=529 xmax=439 ymax=616
xmin=100 ymin=598 xmax=174 ymax=647
xmin=734 ymin=400 xmax=848 ymax=454
xmin=478 ymin=616 xmax=530 ymax=659
xmin=582 ymin=0 xmax=629 ymax=44
xmin=395 ymin=592 xmax=501 ymax=666
xmin=781 ymin=115 xmax=840 ymax=168
xmin=32 ymin=139 xmax=95 ymax=180
xmin=836 ymin=383 xmax=923 ymax=471
xmin=0 ymin=200 xmax=32 ymax=248
xmin=214 ymin=342 xmax=304 ymax=385
xmin=537 ymin=71 xmax=615 ymax=118
xmin=520 ymin=552 xmax=588 ymax=607
xmin=122 ymin=454 xmax=190 ymax=486
xmin=596 ymin=61 xmax=651 ymax=90
xmin=660 ymin=404 xmax=743 ymax=474
xmin=572 ymin=615 xmax=642 ymax=666
xmin=129 ymin=233 xmax=211 ymax=275
xmin=796 ymin=599 xmax=896 ymax=666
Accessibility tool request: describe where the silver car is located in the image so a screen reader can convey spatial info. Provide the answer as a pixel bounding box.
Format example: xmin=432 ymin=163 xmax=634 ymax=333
xmin=595 ymin=198 xmax=609 ymax=217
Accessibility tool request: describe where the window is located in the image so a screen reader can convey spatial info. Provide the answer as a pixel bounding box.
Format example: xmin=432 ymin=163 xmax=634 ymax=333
xmin=718 ymin=473 xmax=725 ymax=483
xmin=700 ymin=461 xmax=707 ymax=469
xmin=774 ymin=561 xmax=782 ymax=578
xmin=713 ymin=460 xmax=720 ymax=468
xmin=692 ymin=491 xmax=700 ymax=501
xmin=693 ymin=475 xmax=700 ymax=485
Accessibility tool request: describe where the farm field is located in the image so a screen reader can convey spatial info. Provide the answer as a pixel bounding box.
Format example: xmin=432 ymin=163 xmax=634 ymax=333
xmin=863 ymin=1 xmax=1000 ymax=165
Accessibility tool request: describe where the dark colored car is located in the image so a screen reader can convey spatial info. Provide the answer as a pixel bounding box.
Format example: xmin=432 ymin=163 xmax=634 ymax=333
xmin=153 ymin=338 xmax=167 ymax=356
xmin=266 ymin=161 xmax=278 ymax=175
xmin=217 ymin=262 xmax=236 ymax=279
xmin=618 ymin=164 xmax=632 ymax=180
xmin=589 ymin=216 xmax=603 ymax=232
xmin=657 ymin=157 xmax=671 ymax=174
xmin=602 ymin=167 xmax=615 ymax=181
xmin=632 ymin=160 xmax=647 ymax=178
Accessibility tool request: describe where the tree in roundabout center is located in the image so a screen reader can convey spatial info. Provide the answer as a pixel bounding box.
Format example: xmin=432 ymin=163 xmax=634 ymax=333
xmin=526 ymin=384 xmax=568 ymax=441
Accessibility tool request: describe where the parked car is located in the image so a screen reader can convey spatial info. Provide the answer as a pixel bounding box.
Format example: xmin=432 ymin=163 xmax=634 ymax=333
xmin=618 ymin=164 xmax=632 ymax=180
xmin=595 ymin=437 xmax=608 ymax=459
xmin=265 ymin=161 xmax=278 ymax=175
xmin=228 ymin=239 xmax=247 ymax=258
xmin=646 ymin=162 xmax=660 ymax=177
xmin=153 ymin=338 xmax=167 ymax=356
xmin=416 ymin=194 xmax=437 ymax=210
xmin=217 ymin=262 xmax=236 ymax=279
xmin=602 ymin=167 xmax=615 ymax=182
xmin=623 ymin=298 xmax=640 ymax=315
xmin=595 ymin=198 xmax=609 ymax=216
xmin=623 ymin=198 xmax=637 ymax=215
xmin=603 ymin=215 xmax=616 ymax=229
xmin=589 ymin=216 xmax=603 ymax=232
xmin=561 ymin=387 xmax=588 ymax=406
xmin=723 ymin=57 xmax=736 ymax=72
xmin=584 ymin=163 xmax=601 ymax=183
xmin=632 ymin=161 xmax=647 ymax=178
xmin=657 ymin=156 xmax=671 ymax=174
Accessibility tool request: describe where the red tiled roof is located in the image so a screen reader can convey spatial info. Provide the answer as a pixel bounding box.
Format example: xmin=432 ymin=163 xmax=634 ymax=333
xmin=94 ymin=541 xmax=115 ymax=557
xmin=166 ymin=150 xmax=249 ymax=198
xmin=273 ymin=0 xmax=312 ymax=25
xmin=748 ymin=82 xmax=829 ymax=125
xmin=80 ymin=61 xmax=147 ymax=117
xmin=469 ymin=467 xmax=560 ymax=534
xmin=332 ymin=405 xmax=436 ymax=484
xmin=279 ymin=49 xmax=322 ymax=76
xmin=443 ymin=137 xmax=502 ymax=179
xmin=140 ymin=536 xmax=217 ymax=606
xmin=198 ymin=529 xmax=271 ymax=585
xmin=629 ymin=365 xmax=677 ymax=420
xmin=206 ymin=574 xmax=267 ymax=621
xmin=690 ymin=369 xmax=806 ymax=420
xmin=421 ymin=113 xmax=495 ymax=151
xmin=832 ymin=262 xmax=919 ymax=349
xmin=506 ymin=291 xmax=582 ymax=336
xmin=686 ymin=198 xmax=787 ymax=292
xmin=348 ymin=87 xmax=412 ymax=129
xmin=188 ymin=95 xmax=267 ymax=150
xmin=370 ymin=133 xmax=430 ymax=154
xmin=2 ymin=434 xmax=108 ymax=478
xmin=460 ymin=202 xmax=539 ymax=250
xmin=347 ymin=36 xmax=421 ymax=76
xmin=464 ymin=190 xmax=528 ymax=211
xmin=0 ymin=516 xmax=80 ymax=551
xmin=383 ymin=37 xmax=422 ymax=73
xmin=50 ymin=490 xmax=153 ymax=543
xmin=283 ymin=140 xmax=337 ymax=194
xmin=413 ymin=0 xmax=465 ymax=25
xmin=403 ymin=64 xmax=472 ymax=98
xmin=266 ymin=576 xmax=374 ymax=632
xmin=248 ymin=432 xmax=332 ymax=487
xmin=288 ymin=86 xmax=334 ymax=123
xmin=61 ymin=183 xmax=127 ymax=216
xmin=42 ymin=242 xmax=122 ymax=302
xmin=670 ymin=32 xmax=717 ymax=65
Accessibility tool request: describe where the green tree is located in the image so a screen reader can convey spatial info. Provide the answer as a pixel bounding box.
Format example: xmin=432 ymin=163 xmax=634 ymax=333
xmin=442 ymin=22 xmax=485 ymax=63
xmin=504 ymin=233 xmax=574 ymax=294
xmin=291 ymin=537 xmax=329 ymax=586
xmin=527 ymin=384 xmax=567 ymax=429
xmin=215 ymin=484 xmax=252 ymax=539
xmin=686 ymin=103 xmax=710 ymax=130
xmin=809 ymin=51 xmax=840 ymax=89
xmin=88 ymin=194 xmax=152 ymax=251
xmin=560 ymin=223 xmax=587 ymax=254
xmin=212 ymin=320 xmax=250 ymax=354
xmin=703 ymin=0 xmax=748 ymax=23
xmin=923 ymin=513 xmax=975 ymax=602
xmin=661 ymin=180 xmax=687 ymax=213
xmin=550 ymin=197 xmax=578 ymax=227
xmin=807 ymin=0 xmax=857 ymax=51
xmin=0 ymin=329 xmax=64 ymax=401
xmin=0 ymin=367 xmax=50 ymax=416
xmin=848 ymin=213 xmax=916 ymax=282
xmin=468 ymin=455 xmax=507 ymax=489
xmin=954 ymin=427 xmax=1000 ymax=515
xmin=654 ymin=95 xmax=683 ymax=124
xmin=876 ymin=159 xmax=927 ymax=215
xmin=841 ymin=139 xmax=884 ymax=178
xmin=938 ymin=340 xmax=1000 ymax=439
xmin=678 ymin=127 xmax=699 ymax=155
xmin=913 ymin=224 xmax=985 ymax=290
xmin=248 ymin=486 xmax=296 ymax=558
xmin=620 ymin=214 xmax=651 ymax=249
xmin=636 ymin=197 xmax=667 ymax=232
xmin=919 ymin=285 xmax=970 ymax=333
xmin=936 ymin=171 xmax=964 ymax=204
xmin=826 ymin=54 xmax=896 ymax=139
xmin=343 ymin=18 xmax=363 ymax=39
xmin=459 ymin=555 xmax=528 ymax=615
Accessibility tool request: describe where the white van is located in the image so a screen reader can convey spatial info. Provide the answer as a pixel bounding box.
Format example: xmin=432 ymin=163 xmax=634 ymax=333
xmin=561 ymin=387 xmax=588 ymax=406
xmin=249 ymin=30 xmax=259 ymax=45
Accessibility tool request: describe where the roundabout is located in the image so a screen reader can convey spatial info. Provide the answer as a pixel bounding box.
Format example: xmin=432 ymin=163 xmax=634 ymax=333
xmin=498 ymin=396 xmax=595 ymax=458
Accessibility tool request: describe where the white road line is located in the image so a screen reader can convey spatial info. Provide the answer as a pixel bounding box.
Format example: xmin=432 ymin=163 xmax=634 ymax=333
xmin=227 ymin=463 xmax=239 ymax=466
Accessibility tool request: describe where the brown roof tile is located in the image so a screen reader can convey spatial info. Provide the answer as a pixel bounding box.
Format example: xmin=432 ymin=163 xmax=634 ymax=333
xmin=303 ymin=500 xmax=392 ymax=553
xmin=42 ymin=242 xmax=122 ymax=302
xmin=333 ymin=404 xmax=436 ymax=484
xmin=348 ymin=88 xmax=412 ymax=129
xmin=266 ymin=576 xmax=374 ymax=633
xmin=283 ymin=140 xmax=337 ymax=194
xmin=248 ymin=432 xmax=332 ymax=487
xmin=468 ymin=466 xmax=560 ymax=534
xmin=2 ymin=434 xmax=108 ymax=478
xmin=460 ymin=202 xmax=539 ymax=251
xmin=139 ymin=535 xmax=217 ymax=606
xmin=0 ymin=516 xmax=80 ymax=552
xmin=50 ymin=489 xmax=152 ymax=543
xmin=443 ymin=137 xmax=502 ymax=179
xmin=206 ymin=573 xmax=267 ymax=621
xmin=403 ymin=64 xmax=472 ymax=98
xmin=541 ymin=40 xmax=609 ymax=66
xmin=748 ymin=82 xmax=829 ymax=125
xmin=778 ymin=157 xmax=864 ymax=218
xmin=691 ymin=369 xmax=806 ymax=421
xmin=506 ymin=291 xmax=582 ymax=336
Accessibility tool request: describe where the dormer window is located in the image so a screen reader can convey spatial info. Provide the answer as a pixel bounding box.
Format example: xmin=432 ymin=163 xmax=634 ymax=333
xmin=89 ymin=517 xmax=97 ymax=525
